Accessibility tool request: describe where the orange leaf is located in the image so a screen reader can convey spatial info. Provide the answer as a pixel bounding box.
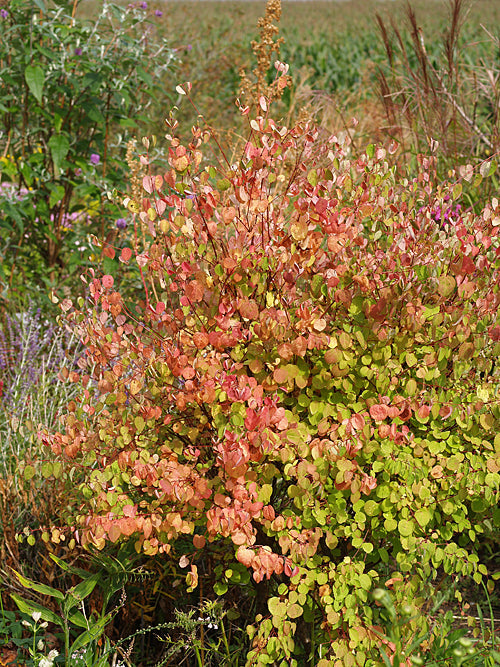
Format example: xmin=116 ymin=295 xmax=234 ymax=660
xmin=193 ymin=332 xmax=209 ymax=349
xmin=185 ymin=280 xmax=204 ymax=303
xmin=130 ymin=379 xmax=142 ymax=395
xmin=239 ymin=298 xmax=259 ymax=321
xmin=108 ymin=524 xmax=121 ymax=543
xmin=193 ymin=534 xmax=206 ymax=549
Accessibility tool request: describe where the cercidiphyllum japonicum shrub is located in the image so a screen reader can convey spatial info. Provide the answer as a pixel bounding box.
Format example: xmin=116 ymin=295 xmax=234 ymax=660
xmin=40 ymin=72 xmax=500 ymax=665
xmin=0 ymin=0 xmax=175 ymax=293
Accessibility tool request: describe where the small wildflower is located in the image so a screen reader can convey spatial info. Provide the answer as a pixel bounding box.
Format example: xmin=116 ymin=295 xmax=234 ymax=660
xmin=90 ymin=153 xmax=100 ymax=165
xmin=116 ymin=218 xmax=127 ymax=229
xmin=0 ymin=8 xmax=8 ymax=18
xmin=155 ymin=9 xmax=163 ymax=16
xmin=31 ymin=611 xmax=42 ymax=623
xmin=74 ymin=47 xmax=82 ymax=56
xmin=140 ymin=1 xmax=147 ymax=8
xmin=39 ymin=650 xmax=59 ymax=667
xmin=75 ymin=168 xmax=82 ymax=177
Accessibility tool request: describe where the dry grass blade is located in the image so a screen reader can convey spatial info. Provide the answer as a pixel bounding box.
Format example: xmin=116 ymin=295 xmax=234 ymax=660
xmin=376 ymin=0 xmax=499 ymax=168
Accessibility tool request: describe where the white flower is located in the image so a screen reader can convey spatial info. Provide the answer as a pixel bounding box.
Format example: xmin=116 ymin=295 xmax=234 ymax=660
xmin=37 ymin=639 xmax=44 ymax=650
xmin=31 ymin=611 xmax=42 ymax=623
xmin=38 ymin=658 xmax=53 ymax=667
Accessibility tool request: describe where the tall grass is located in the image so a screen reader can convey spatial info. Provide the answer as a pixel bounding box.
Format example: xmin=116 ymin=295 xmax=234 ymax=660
xmin=0 ymin=306 xmax=81 ymax=478
xmin=376 ymin=0 xmax=500 ymax=171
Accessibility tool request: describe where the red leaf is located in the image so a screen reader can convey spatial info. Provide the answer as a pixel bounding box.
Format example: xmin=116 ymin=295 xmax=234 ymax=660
xmin=369 ymin=404 xmax=389 ymax=421
xmin=488 ymin=325 xmax=500 ymax=341
xmin=351 ymin=413 xmax=365 ymax=430
xmin=120 ymin=247 xmax=133 ymax=263
xmin=102 ymin=245 xmax=115 ymax=259
xmin=156 ymin=199 xmax=166 ymax=216
xmin=417 ymin=405 xmax=430 ymax=419
xmin=461 ymin=255 xmax=476 ymax=275
xmin=102 ymin=275 xmax=114 ymax=289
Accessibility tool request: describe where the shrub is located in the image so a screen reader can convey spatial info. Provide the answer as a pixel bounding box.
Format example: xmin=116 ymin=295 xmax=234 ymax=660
xmin=40 ymin=65 xmax=500 ymax=665
xmin=0 ymin=0 xmax=175 ymax=295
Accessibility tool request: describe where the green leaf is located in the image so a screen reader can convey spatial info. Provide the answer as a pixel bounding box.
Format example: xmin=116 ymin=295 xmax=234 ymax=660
xmin=49 ymin=553 xmax=91 ymax=579
xmin=287 ymin=603 xmax=303 ymax=619
xmin=214 ymin=581 xmax=228 ymax=595
xmin=48 ymin=134 xmax=70 ymax=176
xmin=307 ymin=169 xmax=318 ymax=187
xmin=24 ymin=66 xmax=45 ymax=103
xmin=68 ymin=609 xmax=90 ymax=629
xmin=12 ymin=570 xmax=65 ymax=600
xmin=405 ymin=352 xmax=417 ymax=367
xmin=23 ymin=465 xmax=36 ymax=481
xmin=68 ymin=612 xmax=112 ymax=656
xmin=11 ymin=594 xmax=63 ymax=627
xmin=134 ymin=416 xmax=145 ymax=434
xmin=438 ymin=275 xmax=456 ymax=298
xmin=398 ymin=519 xmax=413 ymax=537
xmin=41 ymin=461 xmax=53 ymax=479
xmin=406 ymin=378 xmax=417 ymax=395
xmin=49 ymin=185 xmax=66 ymax=209
xmin=69 ymin=573 xmax=100 ymax=604
xmin=452 ymin=182 xmax=462 ymax=200
xmin=414 ymin=508 xmax=431 ymax=528
xmin=216 ymin=178 xmax=231 ymax=191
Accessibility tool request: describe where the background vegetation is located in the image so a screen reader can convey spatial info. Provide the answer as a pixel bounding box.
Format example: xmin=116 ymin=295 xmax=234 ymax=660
xmin=0 ymin=0 xmax=499 ymax=665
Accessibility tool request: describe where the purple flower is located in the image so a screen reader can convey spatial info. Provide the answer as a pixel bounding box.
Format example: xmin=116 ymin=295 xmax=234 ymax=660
xmin=75 ymin=168 xmax=82 ymax=177
xmin=74 ymin=47 xmax=82 ymax=56
xmin=0 ymin=8 xmax=8 ymax=18
xmin=90 ymin=153 xmax=100 ymax=165
xmin=187 ymin=44 xmax=192 ymax=51
xmin=155 ymin=9 xmax=163 ymax=16
xmin=116 ymin=218 xmax=127 ymax=230
xmin=140 ymin=1 xmax=147 ymax=8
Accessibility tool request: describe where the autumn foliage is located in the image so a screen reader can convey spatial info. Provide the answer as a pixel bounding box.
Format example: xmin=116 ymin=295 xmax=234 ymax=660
xmin=42 ymin=66 xmax=500 ymax=665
